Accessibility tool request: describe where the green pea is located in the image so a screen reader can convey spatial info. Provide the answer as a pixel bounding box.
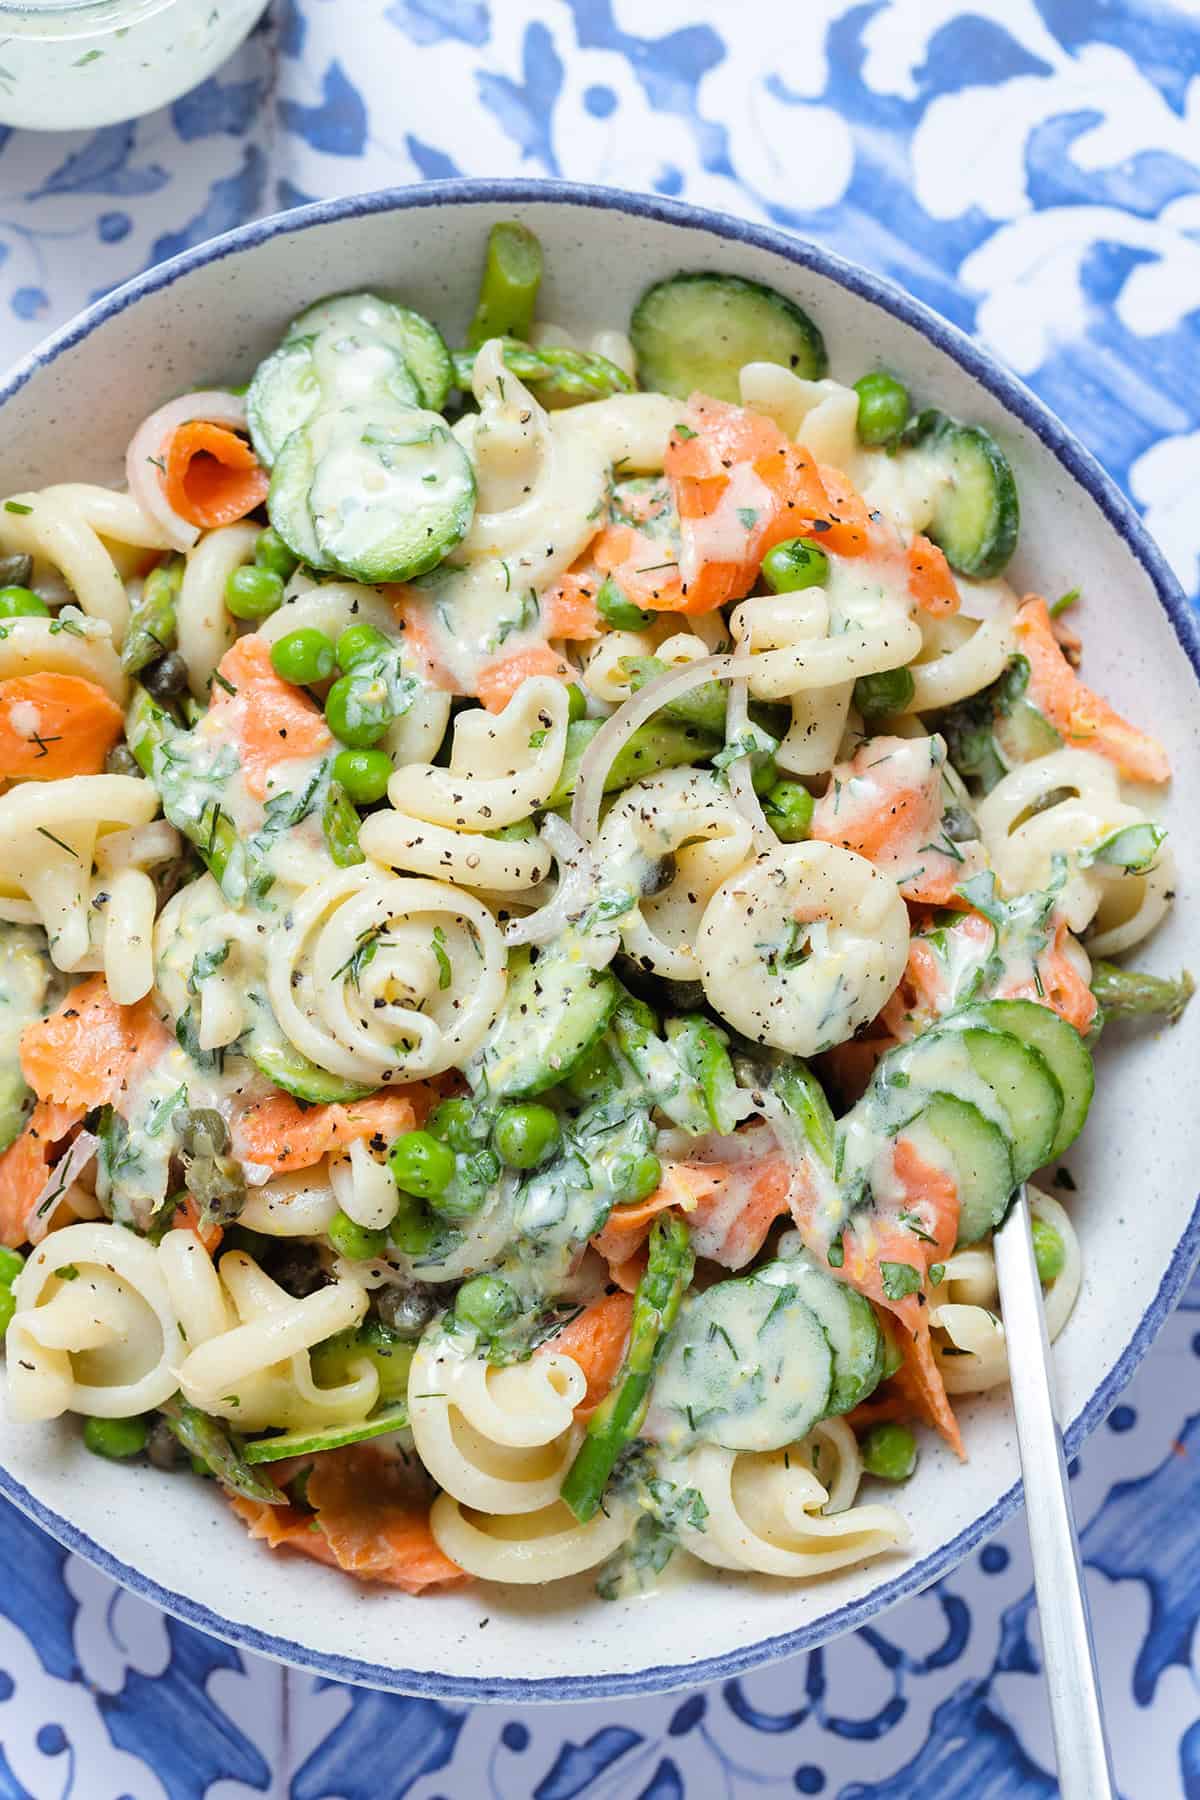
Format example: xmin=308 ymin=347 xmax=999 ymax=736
xmin=83 ymin=1414 xmax=150 ymax=1461
xmin=333 ymin=747 xmax=393 ymax=805
xmin=429 ymin=1099 xmax=481 ymax=1152
xmin=455 ymin=1273 xmax=520 ymax=1333
xmin=0 ymin=1245 xmax=24 ymax=1285
xmin=853 ymin=666 xmax=915 ymax=723
xmin=225 ymin=563 xmax=284 ymax=621
xmin=620 ymin=1153 xmax=662 ymax=1206
xmin=327 ymin=1209 xmax=388 ymax=1261
xmin=427 ymin=1148 xmax=499 ymax=1221
xmin=860 ymin=1421 xmax=918 ymax=1482
xmin=388 ymin=1129 xmax=456 ymax=1199
xmin=566 ymin=682 xmax=588 ymax=724
xmin=336 ymin=622 xmax=390 ymax=673
xmin=853 ymin=371 xmax=910 ymax=448
xmin=0 ymin=1287 xmax=15 ymax=1336
xmin=760 ymin=538 xmax=829 ymax=594
xmin=0 ymin=585 xmax=49 ymax=618
xmin=493 ymin=1103 xmax=561 ymax=1170
xmin=750 ymin=754 xmax=779 ymax=796
xmin=254 ymin=527 xmax=298 ymax=581
xmin=1032 ymin=1216 xmax=1066 ymax=1284
xmin=270 ymin=628 xmax=336 ymax=687
xmin=325 ymin=672 xmax=393 ymax=748
xmin=762 ymin=779 xmax=814 ymax=842
xmin=596 ymin=574 xmax=653 ymax=631
xmin=389 ymin=1191 xmax=439 ymax=1257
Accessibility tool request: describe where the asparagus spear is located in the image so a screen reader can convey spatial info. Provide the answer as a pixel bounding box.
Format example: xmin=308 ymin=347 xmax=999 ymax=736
xmin=667 ymin=1015 xmax=742 ymax=1135
xmin=610 ymin=995 xmax=706 ymax=1136
xmin=159 ymin=1397 xmax=286 ymax=1505
xmin=465 ymin=222 xmax=543 ymax=349
xmin=1090 ymin=960 xmax=1194 ymax=1027
xmin=769 ymin=1058 xmax=837 ymax=1171
xmin=545 ymin=717 xmax=721 ymax=809
xmin=561 ymin=1214 xmax=694 ymax=1523
xmin=454 ymin=338 xmax=633 ymax=403
xmin=122 ymin=557 xmax=184 ymax=676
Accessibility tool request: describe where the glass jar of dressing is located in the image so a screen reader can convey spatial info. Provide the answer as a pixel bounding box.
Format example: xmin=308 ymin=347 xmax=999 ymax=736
xmin=0 ymin=0 xmax=268 ymax=130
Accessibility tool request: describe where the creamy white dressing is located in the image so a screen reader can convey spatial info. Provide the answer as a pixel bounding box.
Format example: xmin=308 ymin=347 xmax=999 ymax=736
xmin=646 ymin=1264 xmax=833 ymax=1456
xmin=306 ymin=406 xmax=473 ymax=574
xmin=822 ymin=545 xmax=914 ymax=640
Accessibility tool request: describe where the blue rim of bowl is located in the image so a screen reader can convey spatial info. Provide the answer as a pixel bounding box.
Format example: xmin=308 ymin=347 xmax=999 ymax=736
xmin=0 ymin=176 xmax=1197 ymax=1703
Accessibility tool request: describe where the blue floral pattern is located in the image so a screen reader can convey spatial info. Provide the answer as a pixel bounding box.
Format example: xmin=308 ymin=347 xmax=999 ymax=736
xmin=0 ymin=2 xmax=1196 ymax=1793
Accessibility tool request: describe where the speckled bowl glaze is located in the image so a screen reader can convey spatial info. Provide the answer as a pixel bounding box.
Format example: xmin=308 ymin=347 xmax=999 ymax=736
xmin=0 ymin=180 xmax=1195 ymax=1703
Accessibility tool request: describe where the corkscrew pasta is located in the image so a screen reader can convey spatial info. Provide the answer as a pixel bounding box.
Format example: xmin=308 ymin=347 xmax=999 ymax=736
xmin=0 ymin=225 xmax=1181 ymax=1609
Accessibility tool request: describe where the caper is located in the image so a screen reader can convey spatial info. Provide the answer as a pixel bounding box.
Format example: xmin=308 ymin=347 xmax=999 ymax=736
xmin=142 ymin=651 xmax=190 ymax=702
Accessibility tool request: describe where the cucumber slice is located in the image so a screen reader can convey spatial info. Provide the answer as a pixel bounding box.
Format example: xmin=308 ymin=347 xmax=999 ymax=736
xmin=242 ymin=1403 xmax=409 ymax=1464
xmin=630 ymin=272 xmax=827 ymax=404
xmin=908 ymin=1090 xmax=1014 ymax=1246
xmin=268 ymin=405 xmax=475 ymax=584
xmin=287 ymin=293 xmax=454 ymax=412
xmin=957 ymin=1027 xmax=1061 ymax=1180
xmin=309 ymin=332 xmax=421 ymax=413
xmin=650 ymin=1265 xmax=833 ymax=1453
xmin=246 ymin=1037 xmax=375 ymax=1106
xmin=993 ymin=698 xmax=1061 ymax=767
xmin=954 ymin=998 xmax=1093 ymax=1160
xmin=881 ymin=1025 xmax=1062 ymax=1183
xmin=778 ymin=1246 xmax=884 ymax=1413
xmin=474 ymin=945 xmax=620 ymax=1100
xmin=247 ymin=338 xmax=323 ymax=468
xmin=904 ymin=409 xmax=1020 ymax=579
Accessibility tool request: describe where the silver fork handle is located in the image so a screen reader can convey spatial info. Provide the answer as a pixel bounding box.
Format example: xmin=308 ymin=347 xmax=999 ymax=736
xmin=992 ymin=1189 xmax=1115 ymax=1800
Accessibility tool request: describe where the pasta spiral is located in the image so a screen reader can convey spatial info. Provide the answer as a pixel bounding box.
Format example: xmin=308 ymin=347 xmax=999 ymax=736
xmin=977 ymin=747 xmax=1173 ymax=953
xmin=0 ymin=773 xmax=159 ymax=970
xmin=387 ymin=677 xmax=569 ymax=832
xmin=904 ymin=588 xmax=1016 ymax=713
xmin=169 ymin=1244 xmax=374 ymax=1430
xmin=266 ymin=862 xmax=507 ymax=1082
xmin=730 ymin=584 xmax=922 ymax=706
xmin=596 ymin=769 xmax=754 ymax=979
xmin=175 ymin=521 xmax=255 ymax=699
xmin=696 ymin=841 xmax=910 ymax=1056
xmin=359 ymin=809 xmax=551 ymax=893
xmin=0 ymin=484 xmax=172 ymax=645
xmin=665 ymin=1435 xmax=909 ymax=1579
xmin=7 ymin=1221 xmax=181 ymax=1421
xmin=430 ymin=1495 xmax=633 ymax=1584
xmin=0 ymin=609 xmax=127 ymax=701
xmin=408 ymin=1326 xmax=586 ymax=1514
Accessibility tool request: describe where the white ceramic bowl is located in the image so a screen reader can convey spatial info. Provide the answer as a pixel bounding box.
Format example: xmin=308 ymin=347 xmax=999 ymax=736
xmin=0 ymin=180 xmax=1196 ymax=1702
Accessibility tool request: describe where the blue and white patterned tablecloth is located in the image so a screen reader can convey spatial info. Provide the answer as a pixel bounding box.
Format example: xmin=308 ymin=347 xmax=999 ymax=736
xmin=0 ymin=3 xmax=1198 ymax=1795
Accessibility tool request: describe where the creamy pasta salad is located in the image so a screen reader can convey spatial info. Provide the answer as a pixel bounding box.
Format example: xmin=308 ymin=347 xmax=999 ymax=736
xmin=0 ymin=226 xmax=1188 ymax=1599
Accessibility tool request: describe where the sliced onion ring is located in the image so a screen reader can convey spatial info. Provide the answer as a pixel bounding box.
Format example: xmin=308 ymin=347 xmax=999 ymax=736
xmin=125 ymin=389 xmax=250 ymax=552
xmin=570 ymin=652 xmax=757 ymax=845
xmin=27 ymin=1130 xmax=99 ymax=1245
xmin=725 ymin=674 xmax=774 ymax=853
xmin=503 ymin=814 xmax=619 ymax=968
